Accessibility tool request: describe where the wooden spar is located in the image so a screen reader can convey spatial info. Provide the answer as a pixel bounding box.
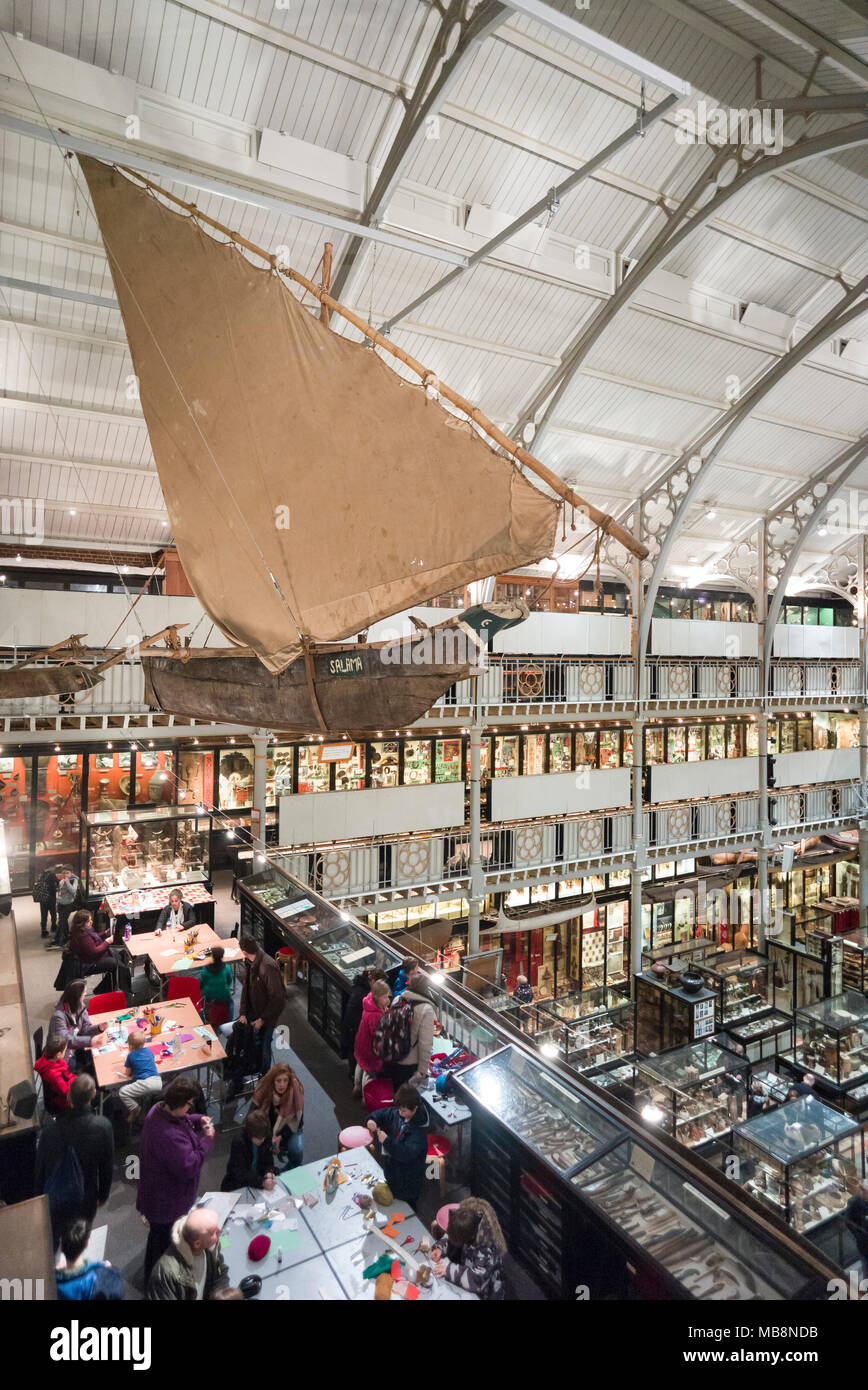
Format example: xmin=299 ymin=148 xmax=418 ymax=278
xmin=319 ymin=242 xmax=332 ymax=326
xmin=90 ymin=624 xmax=188 ymax=676
xmin=7 ymin=634 xmax=88 ymax=671
xmin=116 ymin=165 xmax=648 ymax=563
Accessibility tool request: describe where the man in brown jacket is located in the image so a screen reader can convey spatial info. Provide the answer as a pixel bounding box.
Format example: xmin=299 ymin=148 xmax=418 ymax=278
xmin=238 ymin=936 xmax=285 ymax=1074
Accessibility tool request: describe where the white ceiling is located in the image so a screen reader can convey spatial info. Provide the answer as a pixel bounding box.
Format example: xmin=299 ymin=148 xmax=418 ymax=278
xmin=0 ymin=0 xmax=866 ymax=591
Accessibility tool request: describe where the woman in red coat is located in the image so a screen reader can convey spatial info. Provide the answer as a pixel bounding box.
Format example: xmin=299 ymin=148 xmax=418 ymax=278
xmin=35 ymin=1035 xmax=75 ymax=1114
xmin=353 ymin=978 xmax=391 ymax=1091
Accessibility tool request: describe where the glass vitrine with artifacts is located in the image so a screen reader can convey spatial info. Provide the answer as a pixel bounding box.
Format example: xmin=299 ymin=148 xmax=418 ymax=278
xmin=712 ymin=1010 xmax=793 ymax=1063
xmin=635 ymin=1042 xmax=748 ymax=1149
xmin=732 ymin=1099 xmax=864 ymax=1233
xmin=696 ymin=950 xmax=772 ymax=1027
xmin=840 ymin=928 xmax=868 ymax=995
xmin=635 ymin=971 xmax=718 ymax=1052
xmin=535 ymin=988 xmax=634 ymax=1070
xmin=781 ymin=991 xmax=868 ymax=1092
xmin=83 ymin=806 xmax=211 ymax=896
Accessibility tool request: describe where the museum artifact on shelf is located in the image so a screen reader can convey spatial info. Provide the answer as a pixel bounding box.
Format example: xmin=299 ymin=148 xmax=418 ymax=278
xmin=778 ymin=991 xmax=868 ymax=1098
xmin=635 ymin=969 xmax=718 ymax=1052
xmin=695 ymin=951 xmax=772 ymax=1027
xmin=731 ymin=1098 xmax=864 ymax=1234
xmin=533 ymin=988 xmax=634 ymax=1069
xmin=83 ymin=806 xmax=211 ymax=899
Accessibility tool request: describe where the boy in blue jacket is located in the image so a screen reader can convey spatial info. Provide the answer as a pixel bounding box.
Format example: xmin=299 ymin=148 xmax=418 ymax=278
xmin=56 ymin=1218 xmax=125 ymax=1300
xmin=367 ymin=1083 xmax=430 ymax=1204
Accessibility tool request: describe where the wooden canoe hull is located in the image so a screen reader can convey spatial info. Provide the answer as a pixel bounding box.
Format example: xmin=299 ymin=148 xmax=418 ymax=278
xmin=142 ymin=630 xmax=479 ymax=732
xmin=0 ymin=666 xmax=103 ymax=700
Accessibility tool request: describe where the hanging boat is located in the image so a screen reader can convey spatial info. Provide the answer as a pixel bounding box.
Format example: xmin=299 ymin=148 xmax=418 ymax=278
xmin=77 ymin=156 xmax=647 ymax=731
xmin=0 ymin=665 xmax=103 ymax=700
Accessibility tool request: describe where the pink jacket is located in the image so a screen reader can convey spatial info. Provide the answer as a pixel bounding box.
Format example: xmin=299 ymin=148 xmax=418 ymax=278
xmin=354 ymin=993 xmax=386 ymax=1075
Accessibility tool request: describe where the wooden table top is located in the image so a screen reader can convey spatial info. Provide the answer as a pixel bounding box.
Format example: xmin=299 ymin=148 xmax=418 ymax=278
xmin=89 ymin=997 xmax=226 ymax=1088
xmin=125 ymin=924 xmax=242 ymax=974
xmin=0 ymin=1196 xmax=57 ymax=1298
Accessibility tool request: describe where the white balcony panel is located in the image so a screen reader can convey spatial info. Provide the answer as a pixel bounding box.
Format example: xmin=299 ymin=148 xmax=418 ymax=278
xmin=650 ymin=619 xmax=759 ymax=658
xmin=491 ymin=767 xmax=631 ymax=820
xmin=0 ymin=590 xmax=232 ymax=650
xmin=772 ymin=626 xmax=859 ymax=659
xmin=773 ymin=748 xmax=860 ymax=788
xmin=278 ymin=781 xmax=465 ymax=846
xmin=650 ymin=757 xmax=759 ymax=803
xmin=492 ymin=613 xmax=631 ymax=656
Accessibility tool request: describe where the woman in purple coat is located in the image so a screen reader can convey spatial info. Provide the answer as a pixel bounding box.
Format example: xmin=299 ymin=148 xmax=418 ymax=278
xmin=137 ymin=1076 xmax=215 ymax=1284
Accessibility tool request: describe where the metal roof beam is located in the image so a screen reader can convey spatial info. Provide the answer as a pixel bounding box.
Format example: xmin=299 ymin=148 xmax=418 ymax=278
xmin=0 ymin=449 xmax=154 ymax=478
xmin=379 ymin=92 xmax=679 ymax=334
xmin=724 ymin=0 xmax=868 ymax=87
xmin=501 ymin=1 xmax=691 ymax=94
xmin=329 ymin=0 xmax=507 ymax=307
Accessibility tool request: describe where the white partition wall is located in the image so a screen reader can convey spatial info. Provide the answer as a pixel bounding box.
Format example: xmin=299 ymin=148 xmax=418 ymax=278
xmin=278 ymin=781 xmax=466 ymax=845
xmin=491 ymin=768 xmax=631 ymax=820
xmin=650 ymin=757 xmax=759 ymax=803
xmin=773 ymin=747 xmax=860 ymax=787
xmin=650 ymin=619 xmax=759 ymax=658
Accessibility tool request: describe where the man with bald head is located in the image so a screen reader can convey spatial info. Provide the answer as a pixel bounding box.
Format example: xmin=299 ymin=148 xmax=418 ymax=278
xmin=146 ymin=1206 xmax=230 ymax=1300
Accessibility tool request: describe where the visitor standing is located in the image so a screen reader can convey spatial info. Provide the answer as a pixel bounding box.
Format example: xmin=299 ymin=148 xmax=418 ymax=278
xmin=137 ymin=1077 xmax=215 ymax=1284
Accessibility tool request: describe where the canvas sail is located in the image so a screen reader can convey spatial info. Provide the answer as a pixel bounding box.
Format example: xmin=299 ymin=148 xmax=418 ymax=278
xmin=79 ymin=158 xmax=559 ymax=674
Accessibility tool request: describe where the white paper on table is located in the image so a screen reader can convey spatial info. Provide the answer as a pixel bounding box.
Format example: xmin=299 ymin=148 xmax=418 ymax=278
xmin=160 ymin=949 xmax=180 ymax=957
xmin=95 ymin=1042 xmax=118 ymax=1054
xmin=197 ymin=1191 xmax=240 ymax=1227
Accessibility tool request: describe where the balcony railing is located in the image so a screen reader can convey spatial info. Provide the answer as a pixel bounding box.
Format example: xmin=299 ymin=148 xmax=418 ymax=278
xmin=273 ymin=781 xmax=860 ymax=903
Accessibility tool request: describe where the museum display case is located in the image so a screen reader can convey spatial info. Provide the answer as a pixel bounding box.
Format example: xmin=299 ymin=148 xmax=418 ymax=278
xmin=732 ymin=1098 xmax=864 ymax=1233
xmin=712 ymin=1009 xmax=793 ymax=1063
xmin=535 ymin=988 xmax=634 ymax=1070
xmin=635 ymin=970 xmax=718 ymax=1052
xmin=455 ymin=1045 xmax=830 ymax=1299
xmin=634 ymin=1042 xmax=748 ymax=1149
xmin=239 ymin=858 xmax=401 ymax=1050
xmin=640 ymin=939 xmax=720 ymax=972
xmin=840 ymin=928 xmax=868 ymax=994
xmin=695 ymin=950 xmax=772 ymax=1027
xmin=780 ymin=991 xmax=868 ymax=1092
xmin=83 ymin=806 xmax=211 ymax=898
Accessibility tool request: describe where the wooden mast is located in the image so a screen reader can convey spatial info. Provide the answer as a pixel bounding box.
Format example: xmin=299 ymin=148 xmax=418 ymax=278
xmin=116 ymin=165 xmax=648 ymax=563
xmin=319 ymin=242 xmax=332 ymax=325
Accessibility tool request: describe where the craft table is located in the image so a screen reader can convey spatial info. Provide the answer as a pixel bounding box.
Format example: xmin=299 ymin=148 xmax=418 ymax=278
xmin=88 ymin=997 xmax=225 ymax=1101
xmin=124 ymin=924 xmax=241 ymax=997
xmin=102 ymin=881 xmax=216 ymax=931
xmin=219 ymin=1150 xmax=476 ymax=1301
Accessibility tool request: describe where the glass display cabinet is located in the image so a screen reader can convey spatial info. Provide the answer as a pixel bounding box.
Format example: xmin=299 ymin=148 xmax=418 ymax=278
xmin=732 ymin=1098 xmax=864 ymax=1234
xmin=640 ymin=939 xmax=720 ymax=972
xmin=239 ymin=858 xmax=401 ymax=1052
xmin=712 ymin=1010 xmax=793 ymax=1063
xmin=635 ymin=971 xmax=718 ymax=1052
xmin=696 ymin=951 xmax=772 ymax=1027
xmin=535 ymin=988 xmax=634 ymax=1070
xmin=634 ymin=1042 xmax=748 ymax=1150
xmin=780 ymin=991 xmax=868 ymax=1093
xmin=455 ymin=1046 xmax=831 ymax=1300
xmin=841 ymin=928 xmax=868 ymax=994
xmin=83 ymin=806 xmax=211 ymax=898
xmin=767 ymin=911 xmax=830 ymax=1012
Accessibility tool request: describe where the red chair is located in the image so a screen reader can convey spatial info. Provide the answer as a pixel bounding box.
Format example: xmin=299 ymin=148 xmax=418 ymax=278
xmin=88 ymin=991 xmax=125 ymax=1016
xmin=167 ymin=976 xmax=203 ymax=1012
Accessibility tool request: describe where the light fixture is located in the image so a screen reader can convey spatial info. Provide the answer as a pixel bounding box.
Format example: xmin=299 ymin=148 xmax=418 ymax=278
xmin=197 ymin=803 xmax=205 ymax=814
xmin=15 ymin=553 xmax=21 ymax=562
xmin=256 ymin=853 xmax=266 ymax=864
xmin=540 ymin=1042 xmax=559 ymax=1059
xmin=69 ymin=509 xmax=76 ymax=516
xmin=54 ymin=744 xmax=61 ymax=752
xmin=428 ymin=970 xmax=445 ymax=985
xmin=159 ymin=772 xmax=168 ymax=782
xmin=106 ymin=741 xmax=113 ymax=748
xmin=226 ymin=829 xmax=236 ymax=839
xmin=641 ymin=1102 xmax=665 ymax=1125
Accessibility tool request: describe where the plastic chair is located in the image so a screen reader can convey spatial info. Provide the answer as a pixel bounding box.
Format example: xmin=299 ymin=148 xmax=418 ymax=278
xmin=427 ymin=1134 xmax=451 ymax=1198
xmin=88 ymin=991 xmax=125 ymax=1015
xmin=167 ymin=976 xmax=203 ymax=1011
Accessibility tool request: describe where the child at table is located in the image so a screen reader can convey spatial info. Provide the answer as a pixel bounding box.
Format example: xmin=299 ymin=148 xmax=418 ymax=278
xmin=119 ymin=1029 xmax=162 ymax=1121
xmin=198 ymin=945 xmax=234 ymax=1028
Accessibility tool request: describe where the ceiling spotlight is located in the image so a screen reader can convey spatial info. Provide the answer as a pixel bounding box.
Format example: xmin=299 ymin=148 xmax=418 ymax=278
xmin=428 ymin=970 xmax=445 ymax=986
xmin=540 ymin=1042 xmax=560 ymax=1059
xmin=641 ymin=1102 xmax=665 ymax=1125
xmin=69 ymin=508 xmax=76 ymax=516
xmin=706 ymin=507 xmax=716 ymax=519
xmin=226 ymin=829 xmax=236 ymax=839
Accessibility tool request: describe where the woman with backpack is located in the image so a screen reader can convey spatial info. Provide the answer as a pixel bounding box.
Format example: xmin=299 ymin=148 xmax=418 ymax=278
xmin=354 ymin=978 xmax=391 ymax=1094
xmin=198 ymin=945 xmax=234 ymax=1028
xmin=35 ymin=1074 xmax=114 ymax=1246
xmin=375 ymin=966 xmax=436 ymax=1088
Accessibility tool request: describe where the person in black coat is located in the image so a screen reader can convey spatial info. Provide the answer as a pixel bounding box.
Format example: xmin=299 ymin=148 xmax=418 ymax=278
xmin=221 ymin=1109 xmax=276 ymax=1191
xmin=845 ymin=1178 xmax=868 ymax=1279
xmin=367 ymin=1084 xmax=430 ymax=1205
xmin=35 ymin=1074 xmax=114 ymax=1245
xmin=155 ymin=890 xmax=197 ymax=931
xmin=35 ymin=866 xmax=58 ymax=940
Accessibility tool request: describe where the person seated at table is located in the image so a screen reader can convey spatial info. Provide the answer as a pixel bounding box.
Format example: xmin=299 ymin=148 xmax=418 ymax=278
xmin=431 ymin=1200 xmax=506 ymax=1300
xmin=221 ymin=1108 xmax=276 ymax=1192
xmin=146 ymin=1208 xmax=229 ymax=1301
xmin=56 ymin=1217 xmax=125 ymax=1301
xmin=251 ymin=1061 xmax=305 ymax=1171
xmin=198 ymin=945 xmax=234 ymax=1029
xmin=366 ymin=1083 xmax=430 ymax=1205
xmin=35 ymin=1034 xmax=76 ymax=1114
xmin=156 ymin=889 xmax=197 ymax=932
xmin=49 ymin=980 xmax=108 ymax=1071
xmin=68 ymin=909 xmax=132 ymax=997
xmin=119 ymin=1029 xmax=162 ymax=1122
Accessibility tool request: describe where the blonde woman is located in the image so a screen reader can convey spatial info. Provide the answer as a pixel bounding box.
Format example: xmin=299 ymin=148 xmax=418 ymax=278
xmin=251 ymin=1061 xmax=304 ymax=1170
xmin=354 ymin=977 xmax=392 ymax=1091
